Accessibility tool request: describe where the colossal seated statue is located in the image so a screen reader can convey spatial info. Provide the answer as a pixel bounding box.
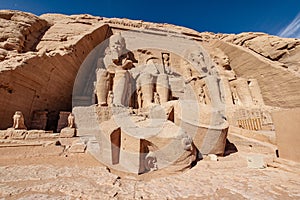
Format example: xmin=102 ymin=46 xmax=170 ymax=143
xmin=96 ymin=33 xmax=136 ymax=106
xmin=134 ymin=55 xmax=171 ymax=109
xmin=73 ymin=32 xmax=231 ymax=175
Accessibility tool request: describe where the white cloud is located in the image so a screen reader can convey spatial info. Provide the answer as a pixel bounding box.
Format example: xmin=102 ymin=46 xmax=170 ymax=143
xmin=278 ymin=12 xmax=300 ymax=38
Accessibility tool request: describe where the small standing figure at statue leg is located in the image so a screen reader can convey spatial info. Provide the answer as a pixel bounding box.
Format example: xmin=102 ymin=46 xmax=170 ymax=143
xmin=154 ymin=92 xmax=160 ymax=105
xmin=232 ymin=86 xmax=240 ymax=105
xmin=137 ymin=88 xmax=143 ymax=110
xmin=199 ymin=87 xmax=206 ymax=104
xmin=107 ymin=91 xmax=114 ymax=107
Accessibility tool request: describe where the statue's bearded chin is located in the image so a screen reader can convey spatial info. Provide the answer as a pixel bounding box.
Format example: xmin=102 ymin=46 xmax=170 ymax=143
xmin=111 ymin=51 xmax=119 ymax=60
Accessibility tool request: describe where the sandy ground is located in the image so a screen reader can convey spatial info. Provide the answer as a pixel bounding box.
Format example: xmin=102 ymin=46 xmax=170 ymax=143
xmin=0 ymin=133 xmax=300 ymax=200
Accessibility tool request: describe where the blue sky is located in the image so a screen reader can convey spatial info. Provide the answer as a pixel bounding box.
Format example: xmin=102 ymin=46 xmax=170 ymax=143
xmin=1 ymin=0 xmax=300 ymax=38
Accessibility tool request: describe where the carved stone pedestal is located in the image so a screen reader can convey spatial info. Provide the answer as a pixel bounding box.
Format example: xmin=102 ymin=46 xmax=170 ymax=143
xmin=60 ymin=127 xmax=76 ymax=138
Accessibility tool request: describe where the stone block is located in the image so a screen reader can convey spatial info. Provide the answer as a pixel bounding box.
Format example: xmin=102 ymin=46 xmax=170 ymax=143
xmin=72 ymin=106 xmax=100 ymax=134
xmin=149 ymin=105 xmax=166 ymax=120
xmin=59 ymin=138 xmax=77 ymax=146
xmin=0 ymin=130 xmax=11 ymax=139
xmin=40 ymin=132 xmax=59 ymax=139
xmin=119 ymin=131 xmax=143 ymax=174
xmin=25 ymin=130 xmax=42 ymax=139
xmin=149 ymin=102 xmax=174 ymax=121
xmin=272 ymin=108 xmax=300 ymax=163
xmin=24 ymin=130 xmax=57 ymax=139
xmin=11 ymin=130 xmax=27 ymax=140
xmin=68 ymin=141 xmax=86 ymax=153
xmin=60 ymin=127 xmax=76 ymax=138
xmin=247 ymin=154 xmax=266 ymax=169
xmin=208 ymin=154 xmax=218 ymax=161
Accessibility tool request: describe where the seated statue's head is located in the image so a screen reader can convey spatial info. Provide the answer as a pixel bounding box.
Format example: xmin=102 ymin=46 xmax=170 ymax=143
xmin=109 ymin=33 xmax=126 ymax=59
xmin=211 ymin=48 xmax=236 ymax=80
xmin=211 ymin=48 xmax=231 ymax=70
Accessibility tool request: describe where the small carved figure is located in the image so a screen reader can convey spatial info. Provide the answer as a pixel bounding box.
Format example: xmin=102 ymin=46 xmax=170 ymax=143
xmin=144 ymin=151 xmax=158 ymax=171
xmin=181 ymin=136 xmax=193 ymax=151
xmin=232 ymin=86 xmax=240 ymax=105
xmin=137 ymin=88 xmax=143 ymax=109
xmin=107 ymin=91 xmax=114 ymax=107
xmin=68 ymin=113 xmax=75 ymax=128
xmin=12 ymin=111 xmax=27 ymax=129
xmin=154 ymin=92 xmax=160 ymax=104
xmin=162 ymin=53 xmax=170 ymax=68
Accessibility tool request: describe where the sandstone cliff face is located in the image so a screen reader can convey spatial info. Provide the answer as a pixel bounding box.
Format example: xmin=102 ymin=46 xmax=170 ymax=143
xmin=0 ymin=10 xmax=299 ymax=129
xmin=0 ymin=10 xmax=49 ymax=55
xmin=216 ymin=32 xmax=300 ymax=75
xmin=0 ymin=10 xmax=109 ymax=129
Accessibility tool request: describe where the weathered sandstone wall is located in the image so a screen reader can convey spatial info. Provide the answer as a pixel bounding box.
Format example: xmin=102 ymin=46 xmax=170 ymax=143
xmin=0 ymin=10 xmax=109 ymax=129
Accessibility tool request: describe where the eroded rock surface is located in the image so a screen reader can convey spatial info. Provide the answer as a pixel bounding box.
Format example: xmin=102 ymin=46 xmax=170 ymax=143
xmin=0 ymin=10 xmax=49 ymax=54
